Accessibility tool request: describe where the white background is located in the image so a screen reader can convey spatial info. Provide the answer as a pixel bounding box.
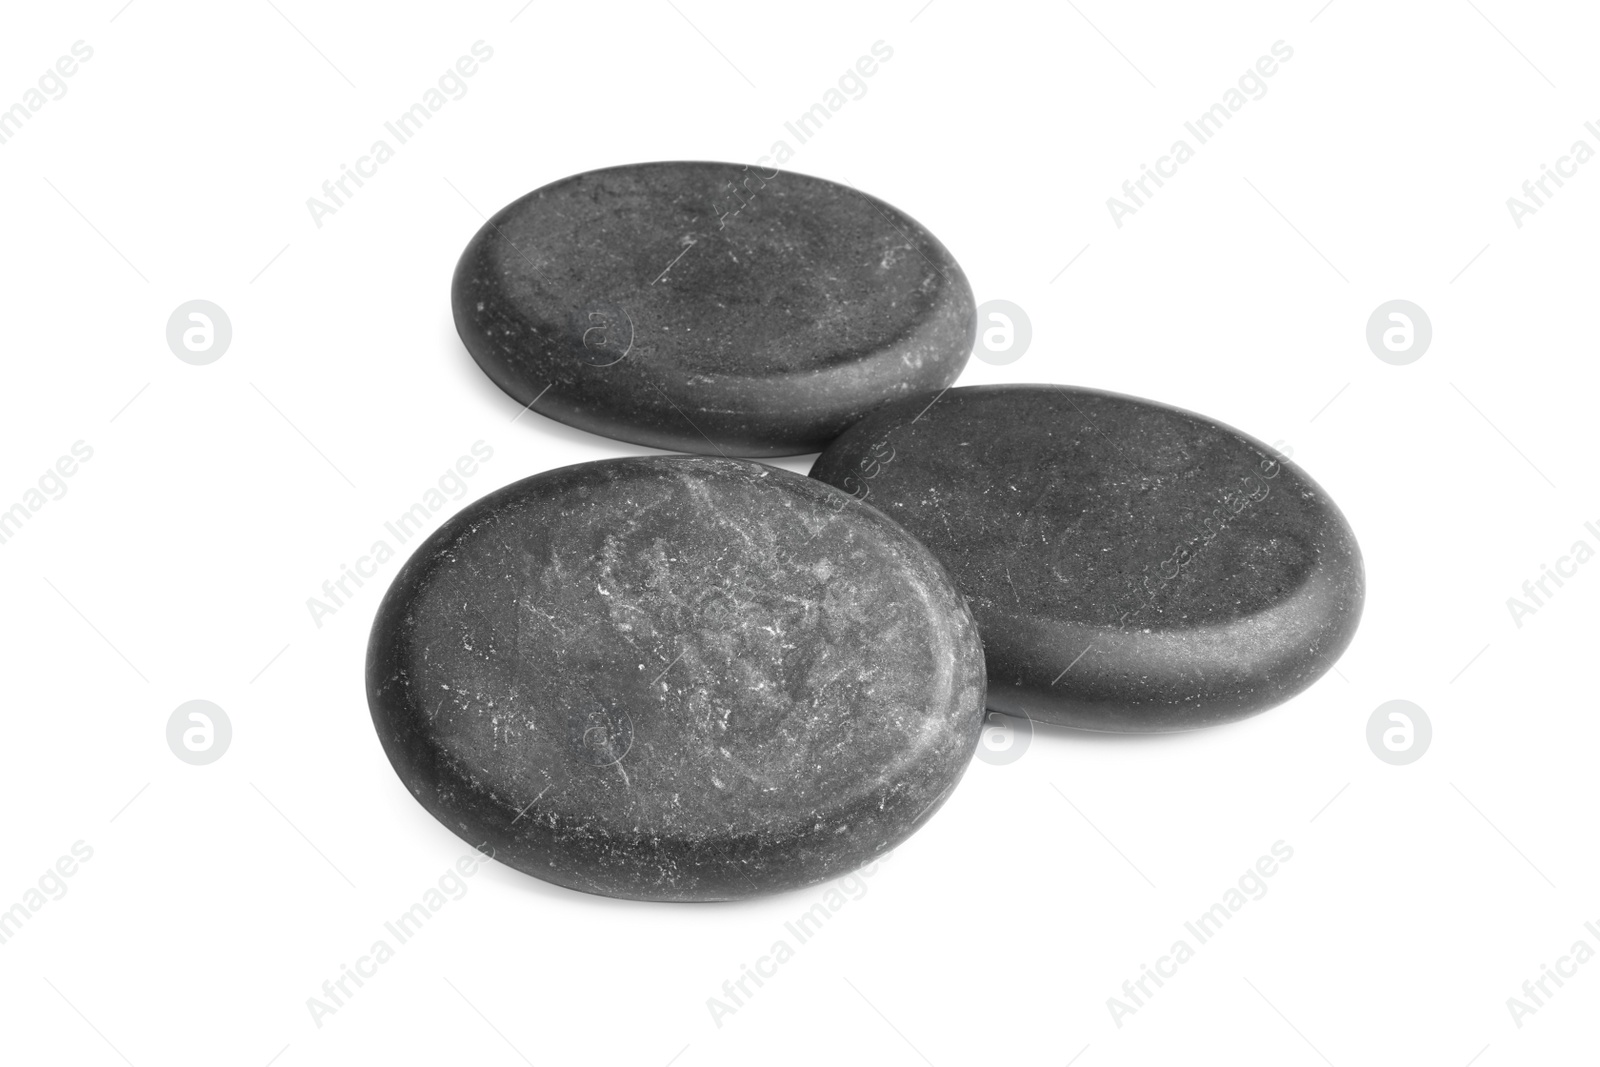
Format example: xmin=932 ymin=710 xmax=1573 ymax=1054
xmin=2 ymin=1 xmax=1596 ymax=1064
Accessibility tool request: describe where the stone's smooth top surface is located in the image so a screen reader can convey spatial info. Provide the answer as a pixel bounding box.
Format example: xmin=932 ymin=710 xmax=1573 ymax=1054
xmin=452 ymin=161 xmax=975 ymax=457
xmin=810 ymin=385 xmax=1364 ymax=732
xmin=367 ymin=456 xmax=985 ymax=901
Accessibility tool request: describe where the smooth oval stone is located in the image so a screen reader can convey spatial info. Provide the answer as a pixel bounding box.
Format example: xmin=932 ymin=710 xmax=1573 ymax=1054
xmin=452 ymin=162 xmax=975 ymax=457
xmin=367 ymin=456 xmax=985 ymax=901
xmin=810 ymin=385 xmax=1363 ymax=732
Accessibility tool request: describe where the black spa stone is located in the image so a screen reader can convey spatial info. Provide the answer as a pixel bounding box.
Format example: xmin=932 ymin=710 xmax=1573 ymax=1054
xmin=366 ymin=456 xmax=985 ymax=901
xmin=452 ymin=162 xmax=974 ymax=457
xmin=810 ymin=385 xmax=1363 ymax=732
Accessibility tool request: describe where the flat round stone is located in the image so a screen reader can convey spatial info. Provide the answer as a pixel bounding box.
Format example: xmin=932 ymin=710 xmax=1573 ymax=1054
xmin=367 ymin=456 xmax=985 ymax=901
xmin=452 ymin=162 xmax=974 ymax=457
xmin=810 ymin=385 xmax=1363 ymax=732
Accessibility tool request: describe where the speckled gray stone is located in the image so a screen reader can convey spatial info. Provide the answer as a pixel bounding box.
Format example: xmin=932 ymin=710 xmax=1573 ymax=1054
xmin=366 ymin=456 xmax=985 ymax=901
xmin=452 ymin=162 xmax=974 ymax=457
xmin=810 ymin=385 xmax=1364 ymax=732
